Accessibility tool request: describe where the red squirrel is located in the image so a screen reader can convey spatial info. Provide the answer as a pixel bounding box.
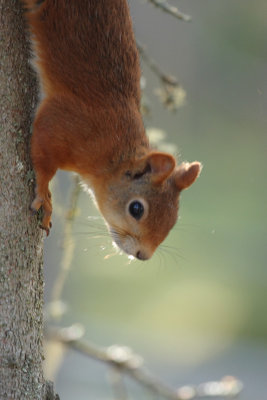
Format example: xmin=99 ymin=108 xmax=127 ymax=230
xmin=23 ymin=0 xmax=202 ymax=260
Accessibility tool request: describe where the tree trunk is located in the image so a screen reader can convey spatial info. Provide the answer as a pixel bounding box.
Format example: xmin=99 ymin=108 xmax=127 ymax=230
xmin=0 ymin=1 xmax=58 ymax=398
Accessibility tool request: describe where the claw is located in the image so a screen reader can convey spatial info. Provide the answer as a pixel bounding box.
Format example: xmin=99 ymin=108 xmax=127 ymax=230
xmin=39 ymin=224 xmax=50 ymax=236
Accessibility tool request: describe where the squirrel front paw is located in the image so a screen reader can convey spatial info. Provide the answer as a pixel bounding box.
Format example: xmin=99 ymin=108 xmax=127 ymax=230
xmin=39 ymin=221 xmax=52 ymax=236
xmin=30 ymin=190 xmax=52 ymax=236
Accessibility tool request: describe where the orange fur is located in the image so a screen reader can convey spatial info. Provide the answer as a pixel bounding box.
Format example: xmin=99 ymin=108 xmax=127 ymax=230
xmin=23 ymin=0 xmax=202 ymax=259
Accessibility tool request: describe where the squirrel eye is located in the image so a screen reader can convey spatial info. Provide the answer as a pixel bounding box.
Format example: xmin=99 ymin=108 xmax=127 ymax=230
xmin=128 ymin=200 xmax=144 ymax=220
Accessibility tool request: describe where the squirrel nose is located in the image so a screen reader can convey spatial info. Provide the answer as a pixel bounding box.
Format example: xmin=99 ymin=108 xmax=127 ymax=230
xmin=136 ymin=250 xmax=149 ymax=261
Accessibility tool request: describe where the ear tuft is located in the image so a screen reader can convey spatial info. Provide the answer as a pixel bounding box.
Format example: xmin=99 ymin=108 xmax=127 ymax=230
xmin=147 ymin=152 xmax=176 ymax=183
xmin=175 ymin=161 xmax=202 ymax=191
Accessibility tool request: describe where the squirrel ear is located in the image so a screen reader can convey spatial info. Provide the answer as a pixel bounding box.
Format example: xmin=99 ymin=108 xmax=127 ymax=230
xmin=147 ymin=152 xmax=176 ymax=183
xmin=175 ymin=161 xmax=202 ymax=191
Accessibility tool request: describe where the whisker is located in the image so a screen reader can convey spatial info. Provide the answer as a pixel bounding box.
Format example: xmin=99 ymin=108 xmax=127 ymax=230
xmin=159 ymin=243 xmax=185 ymax=264
xmin=173 ymin=221 xmax=203 ymax=233
xmin=154 ymin=247 xmax=165 ymax=271
xmin=110 ymin=225 xmax=129 ymax=238
xmin=75 ymin=221 xmax=108 ymax=231
xmin=104 ymin=251 xmax=118 ymax=260
xmin=86 ymin=215 xmax=103 ymax=220
xmin=73 ymin=231 xmax=110 ymax=237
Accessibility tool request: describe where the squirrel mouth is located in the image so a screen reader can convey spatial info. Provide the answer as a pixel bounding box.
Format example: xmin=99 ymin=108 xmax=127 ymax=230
xmin=109 ymin=227 xmax=150 ymax=260
xmin=109 ymin=227 xmax=139 ymax=259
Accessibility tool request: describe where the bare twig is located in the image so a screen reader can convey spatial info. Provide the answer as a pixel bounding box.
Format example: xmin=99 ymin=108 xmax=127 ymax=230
xmin=138 ymin=41 xmax=186 ymax=111
xmin=48 ymin=175 xmax=81 ymax=317
xmin=109 ymin=367 xmax=129 ymax=400
xmin=137 ymin=41 xmax=179 ymax=87
xmin=47 ymin=325 xmax=243 ymax=400
xmin=147 ymin=0 xmax=191 ymax=22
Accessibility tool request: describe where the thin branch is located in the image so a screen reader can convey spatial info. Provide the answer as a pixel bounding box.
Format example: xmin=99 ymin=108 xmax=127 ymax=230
xmin=47 ymin=325 xmax=243 ymax=400
xmin=48 ymin=174 xmax=81 ymax=316
xmin=137 ymin=41 xmax=179 ymax=87
xmin=109 ymin=367 xmax=129 ymax=400
xmin=137 ymin=41 xmax=186 ymax=111
xmin=147 ymin=0 xmax=191 ymax=22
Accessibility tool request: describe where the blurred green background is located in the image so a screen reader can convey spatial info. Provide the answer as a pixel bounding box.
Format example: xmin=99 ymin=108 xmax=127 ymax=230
xmin=44 ymin=0 xmax=267 ymax=398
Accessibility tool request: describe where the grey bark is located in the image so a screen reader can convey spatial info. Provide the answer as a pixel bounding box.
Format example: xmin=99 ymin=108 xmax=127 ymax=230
xmin=0 ymin=1 xmax=58 ymax=398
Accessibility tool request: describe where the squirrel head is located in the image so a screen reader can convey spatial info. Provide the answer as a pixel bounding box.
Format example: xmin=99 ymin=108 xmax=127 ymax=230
xmin=92 ymin=152 xmax=202 ymax=260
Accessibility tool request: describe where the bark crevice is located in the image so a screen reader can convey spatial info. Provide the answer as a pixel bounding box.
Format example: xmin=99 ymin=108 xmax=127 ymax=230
xmin=0 ymin=1 xmax=55 ymax=398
